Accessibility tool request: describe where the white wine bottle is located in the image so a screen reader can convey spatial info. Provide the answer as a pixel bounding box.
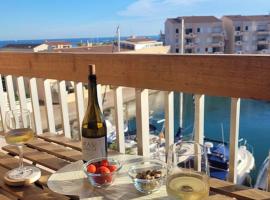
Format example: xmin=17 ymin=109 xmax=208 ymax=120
xmin=82 ymin=65 xmax=107 ymax=162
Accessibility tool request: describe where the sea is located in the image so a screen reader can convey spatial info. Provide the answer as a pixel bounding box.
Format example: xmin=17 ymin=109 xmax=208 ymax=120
xmin=0 ymin=35 xmax=159 ymax=48
xmin=0 ymin=36 xmax=269 ymax=183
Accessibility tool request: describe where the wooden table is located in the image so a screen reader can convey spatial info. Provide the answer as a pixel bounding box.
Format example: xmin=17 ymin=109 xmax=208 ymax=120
xmin=1 ymin=132 xmax=270 ymax=200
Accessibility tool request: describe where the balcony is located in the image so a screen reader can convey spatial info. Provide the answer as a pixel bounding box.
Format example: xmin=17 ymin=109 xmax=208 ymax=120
xmin=185 ymin=33 xmax=196 ymax=38
xmin=257 ymin=29 xmax=270 ymax=35
xmin=211 ymin=31 xmax=225 ymax=37
xmin=184 ymin=42 xmax=197 ymax=49
xmin=257 ymin=39 xmax=270 ymax=45
xmin=258 ymin=49 xmax=269 ymax=54
xmin=235 ymin=40 xmax=243 ymax=46
xmin=211 ymin=41 xmax=224 ymax=47
xmin=234 ymin=31 xmax=243 ymax=36
xmin=0 ymin=52 xmax=270 ymax=199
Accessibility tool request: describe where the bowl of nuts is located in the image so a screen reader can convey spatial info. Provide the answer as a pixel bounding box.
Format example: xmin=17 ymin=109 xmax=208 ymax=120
xmin=128 ymin=159 xmax=166 ymax=194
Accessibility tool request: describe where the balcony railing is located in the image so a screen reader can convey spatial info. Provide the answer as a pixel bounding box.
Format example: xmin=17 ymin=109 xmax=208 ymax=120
xmin=0 ymin=52 xmax=270 ymax=198
xmin=211 ymin=31 xmax=224 ymax=37
xmin=257 ymin=30 xmax=270 ymax=35
xmin=185 ymin=33 xmax=196 ymax=38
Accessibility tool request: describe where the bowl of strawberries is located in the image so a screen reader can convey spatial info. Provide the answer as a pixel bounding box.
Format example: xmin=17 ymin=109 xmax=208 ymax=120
xmin=83 ymin=157 xmax=122 ymax=188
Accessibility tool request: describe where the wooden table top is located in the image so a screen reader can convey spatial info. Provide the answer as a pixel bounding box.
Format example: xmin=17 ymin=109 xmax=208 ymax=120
xmin=0 ymin=132 xmax=270 ymax=200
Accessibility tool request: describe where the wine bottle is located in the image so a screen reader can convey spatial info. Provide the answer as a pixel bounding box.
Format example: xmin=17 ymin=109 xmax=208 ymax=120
xmin=81 ymin=65 xmax=107 ymax=162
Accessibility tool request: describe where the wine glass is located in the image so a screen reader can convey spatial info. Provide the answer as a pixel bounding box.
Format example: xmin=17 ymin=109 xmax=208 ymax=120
xmin=4 ymin=109 xmax=40 ymax=181
xmin=166 ymin=141 xmax=210 ymax=200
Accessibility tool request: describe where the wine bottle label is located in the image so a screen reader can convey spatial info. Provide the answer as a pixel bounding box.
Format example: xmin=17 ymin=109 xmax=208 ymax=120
xmin=82 ymin=136 xmax=106 ymax=161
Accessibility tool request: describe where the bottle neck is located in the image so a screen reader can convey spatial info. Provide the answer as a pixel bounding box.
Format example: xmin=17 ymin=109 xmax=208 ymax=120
xmin=88 ymin=75 xmax=99 ymax=106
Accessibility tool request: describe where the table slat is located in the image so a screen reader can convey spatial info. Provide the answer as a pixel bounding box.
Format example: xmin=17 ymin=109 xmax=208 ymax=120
xmin=26 ymin=139 xmax=82 ymax=162
xmin=0 ymin=152 xmax=50 ymax=186
xmin=210 ymin=178 xmax=270 ymax=200
xmin=0 ymin=165 xmax=67 ymax=199
xmin=2 ymin=145 xmax=70 ymax=171
xmin=38 ymin=132 xmax=81 ymax=151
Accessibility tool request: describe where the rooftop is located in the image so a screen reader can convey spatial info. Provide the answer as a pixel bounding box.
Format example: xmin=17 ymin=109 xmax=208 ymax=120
xmin=1 ymin=43 xmax=42 ymax=49
xmin=167 ymin=16 xmax=221 ymax=24
xmin=45 ymin=41 xmax=71 ymax=45
xmin=224 ymin=15 xmax=270 ymax=21
xmin=125 ymin=37 xmax=155 ymax=43
xmin=52 ymin=44 xmax=129 ymax=53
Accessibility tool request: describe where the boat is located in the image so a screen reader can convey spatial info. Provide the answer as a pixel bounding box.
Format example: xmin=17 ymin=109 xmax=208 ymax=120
xmin=205 ymin=139 xmax=255 ymax=185
xmin=255 ymin=155 xmax=269 ymax=191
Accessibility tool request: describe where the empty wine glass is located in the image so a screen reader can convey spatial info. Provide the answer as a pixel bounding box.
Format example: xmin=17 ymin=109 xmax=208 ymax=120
xmin=166 ymin=141 xmax=210 ymax=200
xmin=4 ymin=109 xmax=40 ymax=182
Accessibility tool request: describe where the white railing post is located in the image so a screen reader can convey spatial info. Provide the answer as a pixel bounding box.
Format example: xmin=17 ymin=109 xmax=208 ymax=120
xmin=228 ymin=97 xmax=241 ymax=183
xmin=0 ymin=75 xmax=7 ymax=131
xmin=74 ymin=82 xmax=85 ymax=138
xmin=194 ymin=94 xmax=205 ymax=144
xmin=29 ymin=78 xmax=42 ymax=134
xmin=113 ymin=86 xmax=125 ymax=153
xmin=165 ymin=91 xmax=174 ymax=154
xmin=43 ymin=79 xmax=56 ymax=133
xmin=57 ymin=80 xmax=71 ymax=138
xmin=5 ymin=75 xmax=16 ymax=110
xmin=179 ymin=92 xmax=184 ymax=128
xmin=194 ymin=94 xmax=205 ymax=171
xmin=97 ymin=84 xmax=103 ymax=113
xmin=16 ymin=76 xmax=27 ymax=111
xmin=136 ymin=89 xmax=150 ymax=157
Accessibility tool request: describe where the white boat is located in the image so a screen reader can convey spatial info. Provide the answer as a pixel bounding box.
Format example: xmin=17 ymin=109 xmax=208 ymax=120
xmin=255 ymin=155 xmax=269 ymax=191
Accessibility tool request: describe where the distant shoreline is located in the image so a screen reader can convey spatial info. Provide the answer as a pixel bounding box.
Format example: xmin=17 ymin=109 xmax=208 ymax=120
xmin=0 ymin=35 xmax=159 ymax=48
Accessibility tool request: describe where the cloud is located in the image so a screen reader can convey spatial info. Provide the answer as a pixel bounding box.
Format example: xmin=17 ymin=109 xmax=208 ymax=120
xmin=118 ymin=0 xmax=207 ymax=17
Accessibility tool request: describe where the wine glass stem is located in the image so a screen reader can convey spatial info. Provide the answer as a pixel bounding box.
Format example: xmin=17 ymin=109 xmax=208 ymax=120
xmin=18 ymin=145 xmax=24 ymax=172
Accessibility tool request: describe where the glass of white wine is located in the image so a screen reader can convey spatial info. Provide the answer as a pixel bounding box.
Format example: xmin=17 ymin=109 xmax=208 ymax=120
xmin=166 ymin=141 xmax=210 ymax=200
xmin=5 ymin=109 xmax=40 ymax=181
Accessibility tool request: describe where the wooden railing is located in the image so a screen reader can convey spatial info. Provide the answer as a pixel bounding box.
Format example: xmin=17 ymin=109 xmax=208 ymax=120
xmin=1 ymin=52 xmax=270 ymax=185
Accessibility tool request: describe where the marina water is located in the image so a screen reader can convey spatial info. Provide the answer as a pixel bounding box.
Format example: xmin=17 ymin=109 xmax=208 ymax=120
xmin=144 ymin=92 xmax=270 ymax=182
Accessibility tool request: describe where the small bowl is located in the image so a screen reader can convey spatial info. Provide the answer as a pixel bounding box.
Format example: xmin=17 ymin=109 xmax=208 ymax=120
xmin=83 ymin=157 xmax=122 ymax=188
xmin=128 ymin=159 xmax=167 ymax=194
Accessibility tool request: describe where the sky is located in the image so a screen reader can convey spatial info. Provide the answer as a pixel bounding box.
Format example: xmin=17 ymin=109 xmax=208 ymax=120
xmin=1 ymin=0 xmax=270 ymax=40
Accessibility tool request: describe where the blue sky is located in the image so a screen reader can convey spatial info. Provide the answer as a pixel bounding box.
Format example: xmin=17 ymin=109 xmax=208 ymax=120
xmin=1 ymin=0 xmax=270 ymax=40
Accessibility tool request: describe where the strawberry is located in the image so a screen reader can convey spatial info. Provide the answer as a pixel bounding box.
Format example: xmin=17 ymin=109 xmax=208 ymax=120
xmin=97 ymin=166 xmax=110 ymax=174
xmin=100 ymin=159 xmax=109 ymax=167
xmin=108 ymin=165 xmax=117 ymax=172
xmin=87 ymin=164 xmax=96 ymax=173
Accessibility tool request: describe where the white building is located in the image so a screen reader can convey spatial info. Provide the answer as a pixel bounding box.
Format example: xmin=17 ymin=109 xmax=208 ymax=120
xmin=222 ymin=15 xmax=270 ymax=54
xmin=0 ymin=43 xmax=48 ymax=52
xmin=165 ymin=16 xmax=225 ymax=54
xmin=120 ymin=37 xmax=163 ymax=50
xmin=45 ymin=41 xmax=72 ymax=51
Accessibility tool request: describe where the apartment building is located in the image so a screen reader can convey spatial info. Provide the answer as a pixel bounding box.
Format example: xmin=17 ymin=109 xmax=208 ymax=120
xmin=165 ymin=16 xmax=225 ymax=54
xmin=222 ymin=15 xmax=270 ymax=54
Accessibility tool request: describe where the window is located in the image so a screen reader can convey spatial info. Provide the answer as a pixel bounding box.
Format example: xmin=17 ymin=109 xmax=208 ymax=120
xmin=175 ymin=38 xmax=179 ymax=43
xmin=175 ymin=48 xmax=179 ymax=53
xmin=186 ymin=38 xmax=192 ymax=44
xmin=196 ymin=48 xmax=200 ymax=53
xmin=257 ymin=45 xmax=267 ymax=51
xmin=235 ymin=26 xmax=241 ymax=31
xmin=176 ymin=28 xmax=179 ymax=34
xmin=197 ymin=28 xmax=200 ymax=33
xmin=185 ymin=28 xmax=193 ymax=34
xmin=245 ymin=26 xmax=248 ymax=31
xmin=235 ymin=36 xmax=242 ymax=42
xmin=185 ymin=49 xmax=192 ymax=53
xmin=205 ymin=48 xmax=208 ymax=52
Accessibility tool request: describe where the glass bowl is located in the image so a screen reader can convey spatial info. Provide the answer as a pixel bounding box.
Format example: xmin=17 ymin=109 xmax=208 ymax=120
xmin=128 ymin=159 xmax=167 ymax=194
xmin=83 ymin=157 xmax=122 ymax=188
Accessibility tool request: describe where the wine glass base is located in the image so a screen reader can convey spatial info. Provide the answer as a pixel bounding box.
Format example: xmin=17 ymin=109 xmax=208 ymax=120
xmin=4 ymin=166 xmax=41 ymax=186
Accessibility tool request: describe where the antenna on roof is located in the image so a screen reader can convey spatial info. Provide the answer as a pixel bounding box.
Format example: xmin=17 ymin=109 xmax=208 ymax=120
xmin=112 ymin=25 xmax=121 ymax=53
